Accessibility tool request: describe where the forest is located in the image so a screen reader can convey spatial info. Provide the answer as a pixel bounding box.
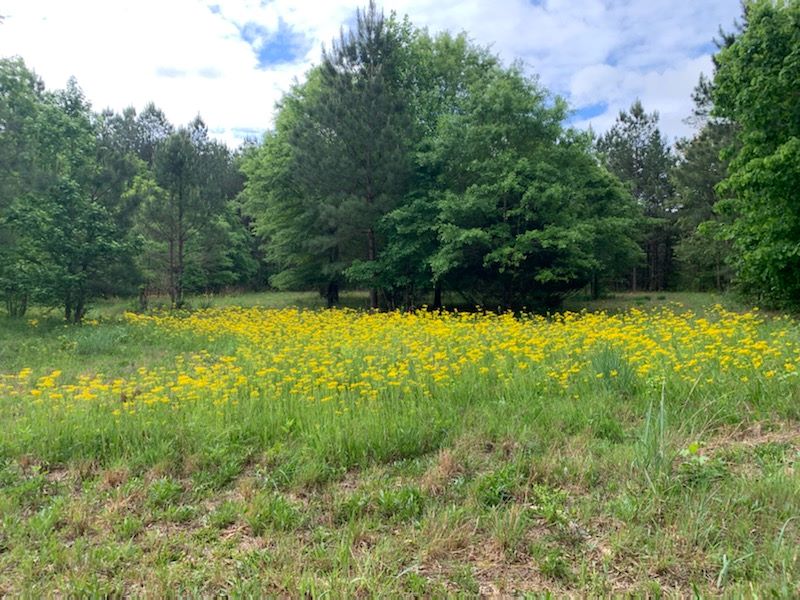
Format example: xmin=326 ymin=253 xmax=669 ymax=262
xmin=1 ymin=0 xmax=798 ymax=319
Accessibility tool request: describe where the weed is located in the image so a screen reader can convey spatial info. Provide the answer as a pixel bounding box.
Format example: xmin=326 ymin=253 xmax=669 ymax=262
xmin=451 ymin=565 xmax=480 ymax=594
xmin=147 ymin=478 xmax=183 ymax=509
xmin=492 ymin=504 xmax=531 ymax=559
xmin=209 ymin=500 xmax=241 ymax=529
xmin=754 ymin=442 xmax=791 ymax=471
xmin=245 ymin=492 xmax=302 ymax=534
xmin=475 ymin=463 xmax=522 ymax=508
xmin=529 ymin=484 xmax=567 ymax=525
xmin=162 ymin=504 xmax=197 ymax=523
xmin=375 ymin=486 xmax=425 ymax=521
xmin=114 ymin=515 xmax=144 ymax=540
xmin=531 ymin=544 xmax=573 ymax=582
xmin=677 ymin=454 xmax=728 ymax=486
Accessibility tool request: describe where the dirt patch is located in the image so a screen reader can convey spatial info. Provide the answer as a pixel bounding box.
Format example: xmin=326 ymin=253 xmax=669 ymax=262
xmin=420 ymin=533 xmax=569 ymax=597
xmin=336 ymin=469 xmax=362 ymax=493
xmin=676 ymin=420 xmax=800 ymax=479
xmin=43 ymin=467 xmax=71 ymax=485
xmin=700 ymin=421 xmax=800 ymax=455
xmin=421 ymin=449 xmax=464 ymax=495
xmin=100 ymin=466 xmax=130 ymax=490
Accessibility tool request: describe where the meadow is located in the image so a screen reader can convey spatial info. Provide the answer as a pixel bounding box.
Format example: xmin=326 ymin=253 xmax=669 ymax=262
xmin=0 ymin=292 xmax=798 ymax=596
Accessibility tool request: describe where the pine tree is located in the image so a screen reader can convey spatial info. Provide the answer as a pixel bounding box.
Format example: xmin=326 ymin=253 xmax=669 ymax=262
xmin=672 ymin=77 xmax=736 ymax=291
xmin=291 ymin=1 xmax=412 ymax=308
xmin=137 ymin=119 xmax=235 ymax=307
xmin=596 ymin=101 xmax=676 ymax=291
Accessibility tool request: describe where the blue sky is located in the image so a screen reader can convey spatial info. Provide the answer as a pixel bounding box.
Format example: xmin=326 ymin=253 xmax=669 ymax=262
xmin=0 ymin=0 xmax=742 ymax=147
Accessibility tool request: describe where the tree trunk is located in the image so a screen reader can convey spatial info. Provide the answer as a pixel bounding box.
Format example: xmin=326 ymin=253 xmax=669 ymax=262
xmin=657 ymin=239 xmax=666 ymax=291
xmin=631 ymin=267 xmax=637 ymax=292
xmin=648 ymin=240 xmax=656 ymax=291
xmin=6 ymin=292 xmax=28 ymax=318
xmin=326 ymin=281 xmax=339 ymax=308
xmin=168 ymin=238 xmax=177 ymax=307
xmin=432 ymin=282 xmax=442 ymax=310
xmin=176 ymin=234 xmax=185 ymax=308
xmin=138 ymin=286 xmax=148 ymax=311
xmin=172 ymin=184 xmax=185 ymax=309
xmin=590 ymin=271 xmax=600 ymax=300
xmin=74 ymin=296 xmax=85 ymax=324
xmin=367 ymin=226 xmax=378 ymax=310
xmin=64 ymin=299 xmax=72 ymax=322
xmin=501 ymin=285 xmax=512 ymax=311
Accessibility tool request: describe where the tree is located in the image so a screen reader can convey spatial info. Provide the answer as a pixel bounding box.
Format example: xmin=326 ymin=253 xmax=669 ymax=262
xmin=135 ymin=103 xmax=174 ymax=166
xmin=712 ymin=0 xmax=800 ymax=307
xmin=136 ymin=118 xmax=238 ymax=307
xmin=671 ymin=78 xmax=737 ymax=291
xmin=596 ymin=100 xmax=676 ymax=291
xmin=2 ymin=58 xmax=254 ymax=318
xmin=16 ymin=179 xmax=127 ymax=322
xmin=0 ymin=57 xmax=47 ymax=316
xmin=243 ymin=15 xmax=641 ymax=310
xmin=241 ymin=79 xmax=354 ymax=307
xmin=243 ymin=5 xmax=413 ymax=309
xmin=367 ymin=29 xmax=501 ymax=308
xmin=427 ymin=65 xmax=640 ymax=308
xmin=290 ymin=1 xmax=413 ymax=308
xmin=2 ymin=75 xmax=135 ymax=322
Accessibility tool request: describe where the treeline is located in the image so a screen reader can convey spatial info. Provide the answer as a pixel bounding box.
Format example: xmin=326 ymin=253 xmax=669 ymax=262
xmin=235 ymin=1 xmax=747 ymax=309
xmin=1 ymin=0 xmax=799 ymax=319
xmin=0 ymin=62 xmax=262 ymax=320
xmin=240 ymin=7 xmax=642 ymax=310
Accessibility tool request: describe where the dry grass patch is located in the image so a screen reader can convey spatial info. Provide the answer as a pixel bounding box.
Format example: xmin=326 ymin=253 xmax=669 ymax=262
xmin=421 ymin=449 xmax=464 ymax=495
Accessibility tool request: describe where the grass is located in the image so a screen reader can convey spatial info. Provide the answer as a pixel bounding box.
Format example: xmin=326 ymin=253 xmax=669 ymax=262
xmin=89 ymin=289 xmax=373 ymax=319
xmin=0 ymin=291 xmax=798 ymax=596
xmin=562 ymin=290 xmax=752 ymax=313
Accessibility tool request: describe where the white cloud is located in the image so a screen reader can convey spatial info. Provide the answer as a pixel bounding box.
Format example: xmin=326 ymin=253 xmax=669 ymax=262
xmin=571 ymin=55 xmax=715 ymax=140
xmin=0 ymin=0 xmax=741 ymax=146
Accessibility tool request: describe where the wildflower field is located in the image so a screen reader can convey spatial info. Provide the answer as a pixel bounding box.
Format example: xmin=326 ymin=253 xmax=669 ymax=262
xmin=0 ymin=294 xmax=798 ymax=596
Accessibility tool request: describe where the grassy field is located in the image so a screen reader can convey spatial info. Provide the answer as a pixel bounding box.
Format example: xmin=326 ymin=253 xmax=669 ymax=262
xmin=0 ymin=292 xmax=798 ymax=596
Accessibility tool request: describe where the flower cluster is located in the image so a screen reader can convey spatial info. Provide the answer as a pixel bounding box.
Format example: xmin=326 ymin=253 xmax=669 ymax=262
xmin=2 ymin=305 xmax=798 ymax=419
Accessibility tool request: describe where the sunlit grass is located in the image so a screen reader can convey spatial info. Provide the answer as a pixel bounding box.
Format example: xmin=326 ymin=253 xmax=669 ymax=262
xmin=0 ymin=295 xmax=798 ymax=595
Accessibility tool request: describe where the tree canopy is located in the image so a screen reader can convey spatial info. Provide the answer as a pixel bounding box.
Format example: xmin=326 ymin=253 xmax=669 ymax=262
xmin=0 ymin=58 xmax=258 ymax=320
xmin=3 ymin=0 xmax=800 ymax=316
xmin=241 ymin=7 xmax=642 ymax=310
xmin=711 ymin=0 xmax=800 ymax=308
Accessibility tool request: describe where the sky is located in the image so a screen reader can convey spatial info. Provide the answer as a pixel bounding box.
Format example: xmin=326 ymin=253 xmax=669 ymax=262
xmin=0 ymin=0 xmax=742 ymax=148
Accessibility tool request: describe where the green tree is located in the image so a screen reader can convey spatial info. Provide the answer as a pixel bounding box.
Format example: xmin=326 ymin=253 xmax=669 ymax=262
xmin=243 ymin=16 xmax=641 ymax=310
xmin=137 ymin=118 xmax=239 ymax=307
xmin=427 ymin=64 xmax=640 ymax=308
xmin=243 ymin=5 xmax=412 ymax=309
xmin=135 ymin=103 xmax=174 ymax=166
xmin=241 ymin=79 xmax=354 ymax=307
xmin=712 ymin=0 xmax=800 ymax=307
xmin=672 ymin=77 xmax=736 ymax=291
xmin=0 ymin=57 xmax=47 ymax=316
xmin=596 ymin=100 xmax=676 ymax=291
xmin=4 ymin=76 xmax=135 ymax=322
xmin=290 ymin=1 xmax=412 ymax=308
xmin=368 ymin=29 xmax=500 ymax=308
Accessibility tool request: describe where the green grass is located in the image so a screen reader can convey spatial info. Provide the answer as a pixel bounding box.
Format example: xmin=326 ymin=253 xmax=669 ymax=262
xmin=562 ymin=290 xmax=750 ymax=313
xmin=32 ymin=289 xmax=750 ymax=320
xmin=0 ymin=291 xmax=798 ymax=596
xmin=88 ymin=289 xmax=373 ymax=318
